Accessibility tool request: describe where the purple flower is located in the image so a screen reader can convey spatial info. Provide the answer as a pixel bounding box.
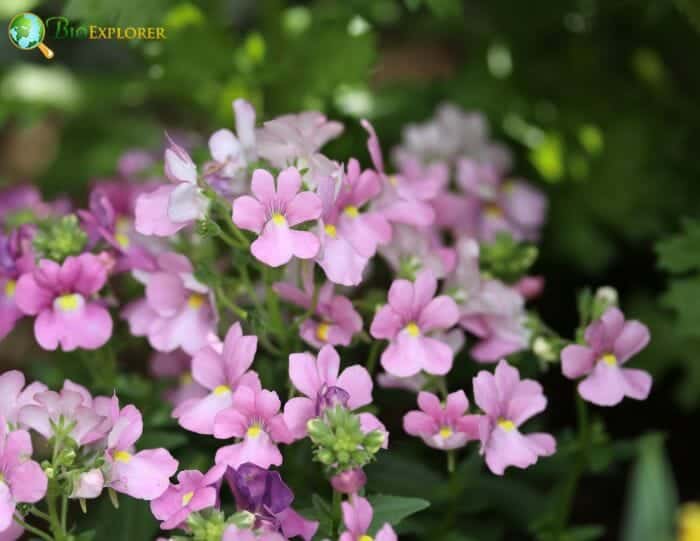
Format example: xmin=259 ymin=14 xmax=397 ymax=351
xmin=232 ymin=168 xmax=322 ymax=267
xmin=135 ymin=139 xmax=208 ymax=237
xmin=150 ymin=465 xmax=225 ymax=529
xmin=225 ymin=463 xmax=318 ymax=541
xmin=403 ymin=391 xmax=480 ymax=450
xmin=339 ymin=495 xmax=397 ymax=541
xmin=449 ymin=238 xmax=529 ymax=362
xmin=274 ymin=275 xmax=362 ymax=349
xmin=283 ymin=345 xmax=374 ymax=439
xmin=561 ymin=307 xmax=652 ymax=406
xmin=0 ymin=229 xmax=34 ymax=341
xmin=0 ymin=419 xmax=48 ymax=532
xmin=19 ymin=380 xmax=104 ymax=445
xmin=122 ymin=252 xmax=217 ymax=355
xmin=473 ymin=360 xmax=556 ymax=475
xmin=173 ymin=323 xmax=261 ymax=435
xmin=104 ymin=403 xmax=179 ymax=500
xmin=14 ymin=253 xmax=112 ymax=351
xmin=370 ymin=270 xmax=459 ymax=377
xmin=214 ymin=386 xmax=293 ymax=470
xmin=0 ymin=371 xmax=47 ymax=428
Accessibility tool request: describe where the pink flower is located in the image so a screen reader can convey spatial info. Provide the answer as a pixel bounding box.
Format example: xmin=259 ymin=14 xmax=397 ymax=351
xmin=150 ymin=465 xmax=225 ymax=529
xmin=104 ymin=404 xmax=179 ymax=500
xmin=361 ymin=120 xmax=436 ymax=227
xmin=0 ymin=371 xmax=47 ymax=427
xmin=214 ymin=386 xmax=293 ymax=469
xmin=206 ymin=99 xmax=257 ymax=187
xmin=222 ymin=526 xmax=285 ymax=541
xmin=233 ymin=168 xmax=322 ymax=267
xmin=19 ymin=380 xmax=104 ymax=445
xmin=122 ymin=252 xmax=217 ymax=355
xmin=379 ymin=224 xmax=456 ymax=280
xmin=370 ymin=270 xmax=459 ymax=377
xmin=561 ymin=307 xmax=652 ymax=407
xmin=339 ymin=495 xmax=397 ymax=541
xmin=473 ymin=360 xmax=556 ymax=475
xmin=0 ymin=420 xmax=48 ymax=533
xmin=449 ymin=238 xmax=529 ymax=362
xmin=174 ymin=323 xmax=261 ymax=435
xmin=149 ymin=350 xmax=208 ymax=408
xmin=14 ymin=253 xmax=113 ymax=351
xmin=70 ymin=469 xmax=104 ymax=499
xmin=135 ymin=139 xmax=208 ymax=237
xmin=330 ymin=468 xmax=367 ymax=495
xmin=0 ymin=229 xmax=35 ymax=341
xmin=0 ymin=520 xmax=23 ymax=541
xmin=274 ymin=274 xmax=362 ymax=349
xmin=283 ymin=345 xmax=373 ymax=439
xmin=403 ymin=391 xmax=480 ymax=450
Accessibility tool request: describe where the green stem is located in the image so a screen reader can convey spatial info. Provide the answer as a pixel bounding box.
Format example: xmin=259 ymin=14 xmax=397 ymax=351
xmin=447 ymin=450 xmax=456 ymax=474
xmin=28 ymin=506 xmax=51 ymax=523
xmin=366 ymin=340 xmax=382 ymax=375
xmin=332 ymin=489 xmax=342 ymax=535
xmin=13 ymin=515 xmax=53 ymax=541
xmin=215 ymin=284 xmax=248 ymax=320
xmin=60 ymin=495 xmax=68 ymax=533
xmin=216 ymin=227 xmax=244 ymax=250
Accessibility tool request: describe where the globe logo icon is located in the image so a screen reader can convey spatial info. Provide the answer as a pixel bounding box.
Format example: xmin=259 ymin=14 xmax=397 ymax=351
xmin=8 ymin=12 xmax=55 ymax=59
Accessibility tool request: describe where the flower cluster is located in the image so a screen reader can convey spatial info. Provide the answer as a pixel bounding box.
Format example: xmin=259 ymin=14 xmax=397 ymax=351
xmin=0 ymin=101 xmax=654 ymax=540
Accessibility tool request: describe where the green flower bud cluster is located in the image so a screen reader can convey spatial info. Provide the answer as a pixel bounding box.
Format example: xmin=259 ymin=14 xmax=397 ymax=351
xmin=479 ymin=232 xmax=538 ymax=283
xmin=33 ymin=214 xmax=88 ymax=262
xmin=398 ymin=255 xmax=422 ymax=281
xmin=180 ymin=510 xmax=255 ymax=541
xmin=306 ymin=406 xmax=385 ymax=474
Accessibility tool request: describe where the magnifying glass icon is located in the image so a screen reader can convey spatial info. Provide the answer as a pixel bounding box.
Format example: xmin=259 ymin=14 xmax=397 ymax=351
xmin=8 ymin=12 xmax=55 ymax=59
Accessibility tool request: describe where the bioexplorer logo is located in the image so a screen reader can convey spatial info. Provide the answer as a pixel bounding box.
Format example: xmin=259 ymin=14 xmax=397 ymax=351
xmin=8 ymin=12 xmax=167 ymax=59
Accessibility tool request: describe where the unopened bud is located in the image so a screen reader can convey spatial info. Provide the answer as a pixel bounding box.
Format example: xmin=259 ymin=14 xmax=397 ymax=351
xmin=330 ymin=468 xmax=367 ymax=494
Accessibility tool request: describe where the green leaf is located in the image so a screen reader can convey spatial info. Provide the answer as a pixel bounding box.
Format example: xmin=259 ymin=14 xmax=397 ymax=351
xmin=367 ymin=494 xmax=430 ymax=532
xmin=84 ymin=494 xmax=159 ymax=541
xmin=621 ymin=434 xmax=677 ymax=541
xmin=656 ymin=219 xmax=700 ymax=273
xmin=661 ymin=277 xmax=700 ymax=338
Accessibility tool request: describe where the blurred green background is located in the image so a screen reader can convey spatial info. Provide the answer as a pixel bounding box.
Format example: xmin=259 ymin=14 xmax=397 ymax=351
xmin=2 ymin=0 xmax=700 ymax=540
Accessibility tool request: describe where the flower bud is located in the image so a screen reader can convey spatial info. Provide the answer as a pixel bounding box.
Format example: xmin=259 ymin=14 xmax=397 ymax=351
xmin=70 ymin=469 xmax=104 ymax=500
xmin=330 ymin=468 xmax=367 ymax=494
xmin=363 ymin=429 xmax=386 ymax=453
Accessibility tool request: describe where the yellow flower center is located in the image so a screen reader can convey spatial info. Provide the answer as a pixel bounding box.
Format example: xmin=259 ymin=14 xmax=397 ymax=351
xmin=344 ymin=206 xmax=359 ymax=218
xmin=498 ymin=418 xmax=515 ymax=432
xmin=213 ymin=385 xmax=231 ymax=396
xmin=115 ymin=232 xmax=130 ymax=249
xmin=601 ymin=353 xmax=617 ymax=366
xmin=387 ymin=175 xmax=399 ymax=187
xmin=56 ymin=293 xmax=81 ymax=312
xmin=439 ymin=426 xmax=453 ymax=439
xmin=187 ymin=294 xmax=205 ymax=309
xmin=0 ymin=472 xmax=5 ymax=484
xmin=404 ymin=322 xmax=420 ymax=337
xmin=114 ymin=450 xmax=132 ymax=463
xmin=324 ymin=224 xmax=337 ymax=238
xmin=679 ymin=503 xmax=700 ymax=541
xmin=316 ymin=322 xmax=330 ymax=342
xmin=485 ymin=203 xmax=503 ymax=217
xmin=180 ymin=372 xmax=193 ymax=385
xmin=359 ymin=536 xmax=374 ymax=541
xmin=182 ymin=491 xmax=194 ymax=506
xmin=246 ymin=424 xmax=262 ymax=439
xmin=271 ymin=213 xmax=287 ymax=226
xmin=4 ymin=279 xmax=16 ymax=298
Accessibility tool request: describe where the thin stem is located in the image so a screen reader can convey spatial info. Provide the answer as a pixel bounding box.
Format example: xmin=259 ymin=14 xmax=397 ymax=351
xmin=28 ymin=506 xmax=51 ymax=523
xmin=331 ymin=489 xmax=342 ymax=535
xmin=13 ymin=515 xmax=53 ymax=541
xmin=447 ymin=450 xmax=456 ymax=474
xmin=216 ymin=227 xmax=244 ymax=250
xmin=366 ymin=340 xmax=382 ymax=375
xmin=60 ymin=495 xmax=68 ymax=533
xmin=215 ymin=284 xmax=248 ymax=320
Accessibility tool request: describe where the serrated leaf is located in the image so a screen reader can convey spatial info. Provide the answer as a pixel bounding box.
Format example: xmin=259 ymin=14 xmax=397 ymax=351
xmin=620 ymin=434 xmax=677 ymax=541
xmin=656 ymin=219 xmax=700 ymax=273
xmin=367 ymin=494 xmax=430 ymax=532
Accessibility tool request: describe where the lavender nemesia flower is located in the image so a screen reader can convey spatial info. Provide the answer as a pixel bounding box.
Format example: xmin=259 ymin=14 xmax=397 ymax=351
xmin=561 ymin=307 xmax=652 ymax=406
xmin=339 ymin=495 xmax=397 ymax=541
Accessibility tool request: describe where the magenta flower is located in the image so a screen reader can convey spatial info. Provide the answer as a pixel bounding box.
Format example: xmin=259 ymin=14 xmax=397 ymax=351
xmin=274 ymin=276 xmax=362 ymax=349
xmin=135 ymin=139 xmax=208 ymax=237
xmin=561 ymin=307 xmax=652 ymax=407
xmin=0 ymin=371 xmax=47 ymax=427
xmin=370 ymin=270 xmax=459 ymax=377
xmin=473 ymin=360 xmax=556 ymax=475
xmin=403 ymin=390 xmax=480 ymax=450
xmin=0 ymin=419 xmax=48 ymax=533
xmin=339 ymin=495 xmax=397 ymax=541
xmin=122 ymin=252 xmax=217 ymax=355
xmin=19 ymin=380 xmax=105 ymax=446
xmin=0 ymin=229 xmax=34 ymax=341
xmin=150 ymin=465 xmax=225 ymax=530
xmin=104 ymin=404 xmax=178 ymax=500
xmin=283 ymin=345 xmax=373 ymax=439
xmin=232 ymin=168 xmax=322 ymax=267
xmin=174 ymin=322 xmax=261 ymax=435
xmin=14 ymin=253 xmax=113 ymax=351
xmin=214 ymin=386 xmax=293 ymax=469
